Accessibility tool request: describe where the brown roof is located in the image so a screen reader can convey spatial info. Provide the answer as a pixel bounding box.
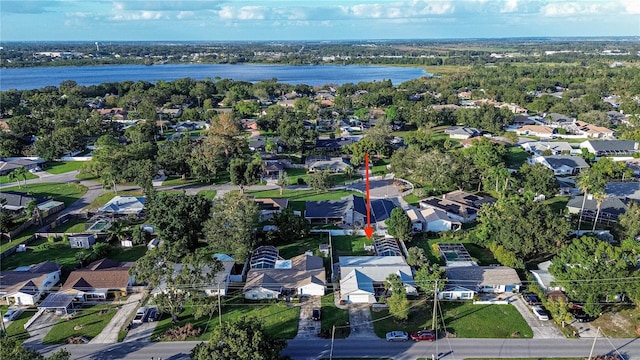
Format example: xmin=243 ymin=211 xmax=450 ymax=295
xmin=60 ymin=259 xmax=134 ymax=292
xmin=244 ymin=254 xmax=326 ymax=292
xmin=0 ymin=261 xmax=61 ymax=295
xmin=519 ymin=125 xmax=554 ymax=134
xmin=254 ymin=198 xmax=289 ymax=211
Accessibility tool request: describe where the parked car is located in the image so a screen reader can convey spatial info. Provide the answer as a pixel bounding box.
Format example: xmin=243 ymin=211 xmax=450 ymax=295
xmin=570 ymin=308 xmax=592 ymax=322
xmin=147 ymin=307 xmax=160 ymax=322
xmin=133 ymin=306 xmax=149 ymax=324
xmin=523 ymin=293 xmax=541 ymax=306
xmin=410 ymin=329 xmax=436 ymax=341
xmin=2 ymin=309 xmax=22 ymax=322
xmin=386 ymin=331 xmax=409 ymax=342
xmin=311 ymin=308 xmax=321 ymax=321
xmin=532 ymin=305 xmax=549 ymax=321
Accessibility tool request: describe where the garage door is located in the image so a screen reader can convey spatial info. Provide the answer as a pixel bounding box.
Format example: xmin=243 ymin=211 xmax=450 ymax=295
xmin=348 ymin=294 xmax=371 ymax=303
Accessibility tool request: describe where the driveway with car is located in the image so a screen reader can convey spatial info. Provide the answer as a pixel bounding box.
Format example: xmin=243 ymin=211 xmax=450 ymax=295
xmin=511 ymin=294 xmax=564 ymax=339
xmin=295 ymin=296 xmax=322 ymax=339
xmin=90 ymin=292 xmax=145 ymax=344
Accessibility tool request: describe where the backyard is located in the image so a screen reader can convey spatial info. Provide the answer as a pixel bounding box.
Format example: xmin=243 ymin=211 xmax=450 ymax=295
xmin=151 ymin=294 xmax=300 ymax=341
xmin=371 ymin=300 xmax=533 ymax=339
xmin=42 ymin=304 xmax=118 ymax=344
xmin=87 ymin=189 xmax=143 ymax=211
xmin=246 ymin=189 xmax=360 ymax=213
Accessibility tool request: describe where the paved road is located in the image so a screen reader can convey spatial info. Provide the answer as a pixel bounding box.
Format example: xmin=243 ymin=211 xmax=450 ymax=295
xmin=33 ymin=338 xmax=639 ymax=360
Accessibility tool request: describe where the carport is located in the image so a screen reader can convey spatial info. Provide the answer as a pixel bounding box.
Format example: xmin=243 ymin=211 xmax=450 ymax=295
xmin=37 ymin=293 xmax=75 ymax=315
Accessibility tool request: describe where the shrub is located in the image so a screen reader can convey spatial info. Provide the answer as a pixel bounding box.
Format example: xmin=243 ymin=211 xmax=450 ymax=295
xmin=47 ymin=235 xmax=57 ymax=243
xmin=297 ymin=177 xmax=305 ymax=185
xmin=161 ymin=323 xmax=201 ymax=341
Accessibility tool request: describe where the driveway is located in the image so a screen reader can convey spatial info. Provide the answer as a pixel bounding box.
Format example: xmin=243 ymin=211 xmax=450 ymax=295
xmin=510 ymin=294 xmax=565 ymax=339
xmin=347 ymin=304 xmax=377 ymax=339
xmin=90 ymin=292 xmax=145 ymax=344
xmin=124 ymin=318 xmax=158 ymax=343
xmin=295 ymin=296 xmax=322 ymax=339
xmin=23 ymin=310 xmax=61 ymax=346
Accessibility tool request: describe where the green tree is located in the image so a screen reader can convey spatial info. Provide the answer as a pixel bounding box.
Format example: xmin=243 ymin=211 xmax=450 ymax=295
xmin=406 ymin=246 xmax=427 ymax=267
xmin=204 ymin=192 xmax=259 ymax=263
xmin=146 ymin=192 xmax=211 ymax=256
xmin=413 ymin=263 xmax=446 ymax=295
xmin=576 ymin=167 xmax=607 ymax=230
xmin=385 ymin=208 xmax=413 ymax=242
xmin=271 ymin=208 xmax=311 ymax=242
xmin=549 ymin=235 xmax=640 ymax=316
xmin=157 ymin=136 xmax=192 ymax=178
xmin=275 ymin=171 xmax=289 ymax=196
xmin=229 ymin=157 xmax=263 ymax=193
xmin=385 ymin=273 xmax=410 ymax=320
xmin=618 ymin=202 xmax=640 ymax=240
xmin=0 ymin=336 xmax=71 ymax=360
xmin=307 ymin=169 xmax=334 ymax=192
xmin=190 ymin=317 xmax=286 ymax=360
xmin=517 ymin=163 xmax=559 ymax=198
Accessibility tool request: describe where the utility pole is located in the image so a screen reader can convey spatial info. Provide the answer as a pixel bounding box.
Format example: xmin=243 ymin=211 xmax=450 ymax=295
xmin=432 ymin=279 xmax=439 ymax=360
xmin=218 ymin=282 xmax=222 ymax=326
xmin=330 ymin=325 xmax=336 ymax=360
xmin=587 ymin=326 xmax=600 ymax=360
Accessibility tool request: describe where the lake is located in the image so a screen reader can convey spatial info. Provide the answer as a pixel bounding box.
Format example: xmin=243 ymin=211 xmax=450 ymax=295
xmin=0 ymin=63 xmax=428 ymax=91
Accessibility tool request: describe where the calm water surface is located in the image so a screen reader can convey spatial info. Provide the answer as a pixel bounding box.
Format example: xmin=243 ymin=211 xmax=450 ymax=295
xmin=0 ymin=63 xmax=428 ymax=90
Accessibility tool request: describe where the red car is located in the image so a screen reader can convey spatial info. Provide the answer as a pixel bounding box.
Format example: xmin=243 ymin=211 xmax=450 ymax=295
xmin=410 ymin=330 xmax=436 ymax=341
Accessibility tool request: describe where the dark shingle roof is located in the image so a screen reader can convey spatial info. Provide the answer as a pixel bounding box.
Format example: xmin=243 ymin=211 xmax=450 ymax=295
xmin=567 ymin=196 xmax=628 ymax=215
xmin=543 ymin=155 xmax=589 ymax=170
xmin=0 ymin=191 xmax=45 ymax=208
xmin=584 ymin=140 xmax=637 ymax=152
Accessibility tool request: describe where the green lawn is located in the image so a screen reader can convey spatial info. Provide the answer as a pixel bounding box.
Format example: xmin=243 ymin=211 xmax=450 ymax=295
xmin=403 ymin=193 xmax=421 ymax=206
xmin=0 ymin=182 xmax=88 ymax=208
xmin=320 ymin=292 xmax=350 ymax=338
xmin=286 ymin=168 xmax=360 ymax=187
xmin=542 ymin=196 xmax=569 ymax=216
xmin=412 ymin=233 xmax=498 ymax=266
xmin=45 ymin=161 xmax=86 ymax=174
xmin=332 ymin=235 xmax=373 ymax=258
xmin=5 ymin=308 xmax=35 ymax=341
xmin=196 ymin=189 xmax=217 ymax=200
xmin=108 ymin=245 xmax=148 ymax=262
xmin=505 ymin=146 xmax=529 ymax=169
xmin=0 ymin=172 xmax=38 ymax=185
xmin=246 ymin=189 xmax=360 ymax=213
xmin=43 ymin=304 xmax=118 ymax=344
xmin=371 ymin=301 xmax=532 ymax=339
xmin=372 ymin=159 xmax=390 ymax=177
xmin=278 ymin=234 xmax=329 ymax=260
xmin=0 ymin=225 xmax=38 ymax=254
xmin=152 ymin=295 xmax=300 ymax=341
xmin=49 ymin=218 xmax=86 ymax=233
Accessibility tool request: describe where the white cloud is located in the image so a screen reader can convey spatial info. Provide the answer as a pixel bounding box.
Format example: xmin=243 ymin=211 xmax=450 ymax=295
xmin=501 ymin=0 xmax=519 ymax=13
xmin=218 ymin=6 xmax=266 ymax=20
xmin=619 ymin=0 xmax=640 ymax=14
xmin=176 ymin=11 xmax=194 ymax=19
xmin=111 ymin=10 xmax=165 ymax=21
xmin=344 ymin=0 xmax=453 ymax=19
xmin=540 ymin=1 xmax=617 ymax=17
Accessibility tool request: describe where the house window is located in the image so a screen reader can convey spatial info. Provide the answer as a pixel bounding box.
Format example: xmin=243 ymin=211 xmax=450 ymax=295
xmin=252 ymin=294 xmax=257 ymax=299
xmin=75 ymin=241 xmax=84 ymax=247
xmin=266 ymin=293 xmax=272 ymax=298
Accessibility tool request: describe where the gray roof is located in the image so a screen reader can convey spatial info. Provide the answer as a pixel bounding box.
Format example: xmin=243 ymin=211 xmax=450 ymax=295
xmin=583 ymin=140 xmax=637 ymax=152
xmin=566 ymin=196 xmax=628 ymax=215
xmin=605 ymin=182 xmax=640 ymax=201
xmin=445 ymin=126 xmax=480 ymax=136
xmin=0 ymin=191 xmax=45 ymax=209
xmin=522 ymin=141 xmax=572 ymax=154
xmin=446 ymin=266 xmax=521 ymax=288
xmin=543 ymin=155 xmax=589 ymax=170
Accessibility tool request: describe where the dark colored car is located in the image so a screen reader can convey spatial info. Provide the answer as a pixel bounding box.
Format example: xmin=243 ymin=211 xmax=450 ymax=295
xmin=570 ymin=309 xmax=592 ymax=322
xmin=523 ymin=293 xmax=541 ymax=306
xmin=311 ymin=308 xmax=321 ymax=321
xmin=410 ymin=329 xmax=436 ymax=341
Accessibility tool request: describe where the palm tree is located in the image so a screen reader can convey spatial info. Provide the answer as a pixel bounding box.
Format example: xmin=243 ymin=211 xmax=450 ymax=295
xmin=591 ymin=192 xmax=606 ymax=232
xmin=276 ymin=171 xmax=289 ymax=196
xmin=344 ymin=166 xmax=355 ymax=180
xmin=7 ymin=168 xmax=27 ymax=189
xmin=576 ymin=168 xmax=606 ymax=231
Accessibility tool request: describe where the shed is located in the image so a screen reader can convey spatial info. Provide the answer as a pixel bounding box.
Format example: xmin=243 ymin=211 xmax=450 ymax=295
xmin=68 ymin=234 xmax=96 ymax=249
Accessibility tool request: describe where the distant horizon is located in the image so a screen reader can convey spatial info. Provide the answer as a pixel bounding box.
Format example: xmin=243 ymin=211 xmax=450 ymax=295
xmin=2 ymin=35 xmax=639 ymax=45
xmin=2 ymin=0 xmax=638 ymax=42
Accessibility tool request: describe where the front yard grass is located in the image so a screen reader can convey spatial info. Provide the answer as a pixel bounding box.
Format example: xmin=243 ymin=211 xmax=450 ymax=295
xmin=371 ymin=300 xmax=532 ymax=339
xmin=245 ymin=189 xmax=360 ymax=213
xmin=152 ymin=295 xmax=300 ymax=341
xmin=1 ymin=182 xmax=88 ymax=208
xmin=505 ymin=146 xmax=529 ymax=169
xmin=5 ymin=307 xmax=35 ymax=341
xmin=0 ymin=172 xmax=38 ymax=185
xmin=196 ymin=189 xmax=217 ymax=200
xmin=45 ymin=161 xmax=86 ymax=174
xmin=43 ymin=304 xmax=117 ymax=344
xmin=321 ymin=292 xmax=350 ymax=338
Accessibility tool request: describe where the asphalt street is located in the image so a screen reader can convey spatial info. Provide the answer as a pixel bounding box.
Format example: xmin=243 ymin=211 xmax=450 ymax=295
xmin=32 ymin=338 xmax=639 ymax=360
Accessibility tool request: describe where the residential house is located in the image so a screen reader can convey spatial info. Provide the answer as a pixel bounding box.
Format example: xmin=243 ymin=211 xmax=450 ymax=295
xmin=306 ymin=157 xmax=352 ymax=173
xmin=442 ymin=265 xmax=521 ymax=298
xmin=529 ymin=155 xmax=590 ymax=175
xmin=618 ymin=159 xmax=640 ymax=176
xmin=545 ymin=113 xmax=573 ymax=125
xmin=304 ymin=195 xmax=397 ymax=232
xmin=566 ymin=195 xmax=628 ymax=224
xmin=0 ymin=191 xmax=46 ymax=216
xmin=68 ymin=234 xmax=96 ymax=249
xmin=605 ymin=182 xmax=640 ymax=202
xmin=460 ymin=136 xmax=508 ymax=148
xmin=0 ymin=158 xmax=42 ymax=176
xmin=241 ymin=119 xmax=258 ymax=130
xmin=573 ymin=121 xmax=614 ymax=139
xmin=579 ymin=140 xmax=639 ymax=156
xmin=97 ymin=108 xmax=128 ymax=120
xmin=97 ymin=196 xmax=146 ymax=216
xmin=243 ymin=250 xmax=326 ymax=300
xmin=419 ymin=190 xmax=496 ymax=223
xmin=420 ymin=208 xmax=461 ymax=232
xmin=516 ymin=125 xmax=556 ymax=138
xmin=152 ymin=254 xmax=236 ymax=297
xmin=444 ymin=126 xmax=481 ymax=140
xmin=512 ymin=115 xmax=535 ymax=127
xmin=314 ymin=138 xmax=356 ymax=154
xmin=530 ymin=260 xmax=563 ymax=292
xmin=158 ymin=108 xmax=183 ymax=119
xmin=521 ymin=141 xmax=573 ymax=156
xmin=254 ymin=198 xmax=289 ymax=221
xmin=60 ymin=259 xmax=135 ymax=301
xmin=263 ymin=160 xmax=285 ymax=179
xmin=0 ymin=261 xmax=62 ymax=305
xmin=338 ymin=256 xmax=417 ymax=304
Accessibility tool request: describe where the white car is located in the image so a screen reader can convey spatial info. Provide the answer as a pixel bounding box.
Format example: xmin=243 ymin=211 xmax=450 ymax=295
xmin=385 ymin=331 xmax=409 ymax=342
xmin=132 ymin=306 xmax=149 ymax=324
xmin=532 ymin=305 xmax=549 ymax=321
xmin=3 ymin=309 xmax=22 ymax=322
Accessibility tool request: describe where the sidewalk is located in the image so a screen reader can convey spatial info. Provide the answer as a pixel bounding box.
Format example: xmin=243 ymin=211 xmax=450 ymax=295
xmin=89 ymin=292 xmax=145 ymax=344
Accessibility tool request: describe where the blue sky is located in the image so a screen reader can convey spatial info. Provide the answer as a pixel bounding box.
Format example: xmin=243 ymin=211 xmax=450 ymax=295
xmin=1 ymin=0 xmax=639 ymax=41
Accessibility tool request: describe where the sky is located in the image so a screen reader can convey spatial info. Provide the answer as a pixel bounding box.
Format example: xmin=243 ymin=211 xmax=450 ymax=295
xmin=1 ymin=0 xmax=639 ymax=41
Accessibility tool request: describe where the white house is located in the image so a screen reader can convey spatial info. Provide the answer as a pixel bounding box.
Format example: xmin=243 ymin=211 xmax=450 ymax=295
xmin=98 ymin=196 xmax=146 ymax=216
xmin=530 ymin=260 xmax=563 ymax=292
xmin=516 ymin=125 xmax=556 ymax=138
xmin=420 ymin=208 xmax=460 ymax=232
xmin=439 ymin=286 xmax=476 ymax=300
xmin=243 ymin=253 xmax=326 ymax=300
xmin=68 ymin=234 xmax=96 ymax=249
xmin=0 ymin=261 xmax=62 ymax=306
xmin=529 ymin=155 xmax=589 ymax=176
xmin=338 ymin=256 xmax=417 ymax=304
